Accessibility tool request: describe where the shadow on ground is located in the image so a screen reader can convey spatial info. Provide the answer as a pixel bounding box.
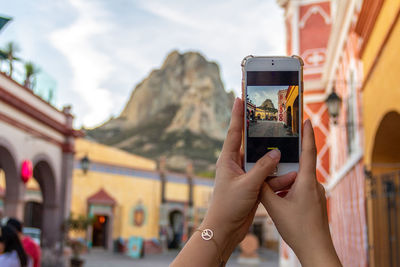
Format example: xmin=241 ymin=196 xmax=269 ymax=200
xmin=82 ymin=248 xmax=279 ymax=267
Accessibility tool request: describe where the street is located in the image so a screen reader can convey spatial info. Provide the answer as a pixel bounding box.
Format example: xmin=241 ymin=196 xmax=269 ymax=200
xmin=249 ymin=121 xmax=293 ymax=138
xmin=82 ymin=248 xmax=279 ymax=267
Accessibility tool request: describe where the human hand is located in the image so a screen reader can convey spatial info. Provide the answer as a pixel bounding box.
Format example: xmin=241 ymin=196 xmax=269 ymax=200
xmin=260 ymin=120 xmax=342 ymax=267
xmin=201 ymin=97 xmax=297 ymax=261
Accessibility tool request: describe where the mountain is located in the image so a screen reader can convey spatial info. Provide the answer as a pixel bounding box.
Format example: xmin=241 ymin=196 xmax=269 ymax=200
xmin=259 ymin=99 xmax=275 ymax=110
xmin=87 ymin=51 xmax=235 ymax=175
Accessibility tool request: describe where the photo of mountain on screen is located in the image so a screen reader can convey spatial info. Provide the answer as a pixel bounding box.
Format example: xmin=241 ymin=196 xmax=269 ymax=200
xmin=246 ymin=85 xmax=299 ymax=138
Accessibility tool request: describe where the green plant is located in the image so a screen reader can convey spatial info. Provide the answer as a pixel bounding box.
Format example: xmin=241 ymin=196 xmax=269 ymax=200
xmin=23 ymin=61 xmax=40 ymax=89
xmin=3 ymin=41 xmax=20 ymax=77
xmin=64 ymin=214 xmax=94 ymax=260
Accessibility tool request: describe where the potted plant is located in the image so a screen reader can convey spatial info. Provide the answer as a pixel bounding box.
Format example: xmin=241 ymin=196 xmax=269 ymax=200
xmin=64 ymin=214 xmax=94 ymax=267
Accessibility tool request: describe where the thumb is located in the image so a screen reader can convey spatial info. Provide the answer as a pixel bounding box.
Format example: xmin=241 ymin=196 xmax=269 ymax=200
xmin=246 ymin=149 xmax=281 ymax=187
xmin=260 ymin=182 xmax=285 ymax=215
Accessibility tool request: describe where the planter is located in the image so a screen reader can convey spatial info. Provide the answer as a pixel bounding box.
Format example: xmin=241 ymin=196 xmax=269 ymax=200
xmin=70 ymin=258 xmax=85 ymax=267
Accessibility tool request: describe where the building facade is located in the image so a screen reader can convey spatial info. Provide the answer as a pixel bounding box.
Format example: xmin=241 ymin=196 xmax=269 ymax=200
xmin=71 ymin=138 xmax=214 ymax=253
xmin=71 ymin=138 xmax=279 ymax=254
xmin=0 ymin=72 xmax=80 ymax=251
xmin=279 ymin=0 xmax=400 ymax=266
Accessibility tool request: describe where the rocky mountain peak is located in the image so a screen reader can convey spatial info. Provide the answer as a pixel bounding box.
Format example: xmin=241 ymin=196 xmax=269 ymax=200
xmin=88 ymin=50 xmax=234 ymax=174
xmin=260 ymin=99 xmax=275 ymax=109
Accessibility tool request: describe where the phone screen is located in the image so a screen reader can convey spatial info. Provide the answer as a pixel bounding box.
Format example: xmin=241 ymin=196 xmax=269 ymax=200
xmin=246 ymin=71 xmax=299 ymax=163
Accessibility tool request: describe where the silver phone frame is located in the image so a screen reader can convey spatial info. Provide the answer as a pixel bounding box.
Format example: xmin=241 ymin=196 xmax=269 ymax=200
xmin=242 ymin=55 xmax=303 ymax=175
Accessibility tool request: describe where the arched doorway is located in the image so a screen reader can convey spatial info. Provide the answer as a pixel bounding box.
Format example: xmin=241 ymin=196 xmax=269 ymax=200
xmin=0 ymin=142 xmax=25 ymax=219
xmin=366 ymin=111 xmax=400 ymax=267
xmin=24 ymin=201 xmax=43 ymax=229
xmin=371 ymin=111 xmax=400 ymax=174
xmin=32 ymin=159 xmax=58 ymax=248
xmin=293 ymin=96 xmax=299 ymax=135
xmin=92 ymin=215 xmax=109 ymax=248
xmin=286 ymin=106 xmax=292 ymax=134
xmin=168 ymin=210 xmax=184 ymax=249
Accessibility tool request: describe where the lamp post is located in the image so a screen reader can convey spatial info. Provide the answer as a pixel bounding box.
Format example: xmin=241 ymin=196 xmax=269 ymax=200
xmin=158 ymin=156 xmax=168 ymax=253
xmin=325 ymin=89 xmax=342 ymax=124
xmin=80 ymin=155 xmax=90 ymax=175
xmin=186 ymin=162 xmax=194 ymax=238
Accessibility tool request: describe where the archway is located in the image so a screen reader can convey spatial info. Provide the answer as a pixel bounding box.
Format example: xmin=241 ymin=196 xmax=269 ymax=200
xmin=367 ymin=111 xmax=400 ymax=267
xmin=24 ymin=201 xmax=43 ymax=229
xmin=286 ymin=106 xmax=292 ymax=133
xmin=32 ymin=158 xmax=58 ymax=248
xmin=92 ymin=215 xmax=109 ymax=248
xmin=0 ymin=142 xmax=25 ymax=219
xmin=293 ymin=96 xmax=299 ymax=135
xmin=168 ymin=210 xmax=184 ymax=249
xmin=371 ymin=111 xmax=400 ymax=174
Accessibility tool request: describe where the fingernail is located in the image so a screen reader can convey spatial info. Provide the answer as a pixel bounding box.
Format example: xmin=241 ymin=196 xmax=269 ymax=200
xmin=305 ymin=119 xmax=312 ymax=127
xmin=267 ymin=149 xmax=281 ymax=160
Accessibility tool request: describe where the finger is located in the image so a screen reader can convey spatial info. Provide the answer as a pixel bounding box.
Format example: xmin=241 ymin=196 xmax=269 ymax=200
xmin=246 ymin=149 xmax=281 ymax=187
xmin=298 ymin=119 xmax=317 ymax=182
xmin=221 ymin=98 xmax=244 ymax=158
xmin=260 ymin=182 xmax=285 ymax=214
xmin=267 ymin=171 xmax=297 ymax=192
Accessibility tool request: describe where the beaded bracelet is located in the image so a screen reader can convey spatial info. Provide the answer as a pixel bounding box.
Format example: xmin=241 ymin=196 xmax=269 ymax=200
xmin=196 ymin=228 xmax=225 ymax=267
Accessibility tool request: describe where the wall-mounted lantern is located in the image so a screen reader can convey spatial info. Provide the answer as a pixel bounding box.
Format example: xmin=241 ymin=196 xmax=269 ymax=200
xmin=80 ymin=155 xmax=90 ymax=174
xmin=325 ymin=89 xmax=342 ymax=124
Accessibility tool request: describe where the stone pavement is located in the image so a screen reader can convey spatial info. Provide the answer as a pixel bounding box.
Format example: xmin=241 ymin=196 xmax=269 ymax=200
xmin=82 ymin=248 xmax=279 ymax=267
xmin=249 ymin=121 xmax=290 ymax=138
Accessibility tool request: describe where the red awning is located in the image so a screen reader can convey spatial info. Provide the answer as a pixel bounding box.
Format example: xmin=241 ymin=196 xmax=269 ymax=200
xmin=87 ymin=188 xmax=116 ymax=206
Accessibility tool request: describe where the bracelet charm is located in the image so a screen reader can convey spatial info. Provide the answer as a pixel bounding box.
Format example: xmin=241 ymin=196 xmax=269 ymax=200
xmin=201 ymin=229 xmax=214 ymax=241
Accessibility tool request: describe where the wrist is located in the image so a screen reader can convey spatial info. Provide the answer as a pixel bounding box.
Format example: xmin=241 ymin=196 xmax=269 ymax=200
xmin=200 ymin=216 xmax=238 ymax=262
xmin=296 ymin=240 xmax=342 ymax=267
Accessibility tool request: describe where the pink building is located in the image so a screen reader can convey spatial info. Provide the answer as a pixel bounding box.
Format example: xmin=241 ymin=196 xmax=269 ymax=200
xmin=277 ymin=89 xmax=288 ymax=125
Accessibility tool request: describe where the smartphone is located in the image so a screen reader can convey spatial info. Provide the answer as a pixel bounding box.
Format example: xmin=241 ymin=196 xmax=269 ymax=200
xmin=241 ymin=55 xmax=303 ymax=175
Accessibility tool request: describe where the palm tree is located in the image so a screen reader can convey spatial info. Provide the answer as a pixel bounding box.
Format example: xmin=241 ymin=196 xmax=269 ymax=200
xmin=3 ymin=41 xmax=20 ymax=77
xmin=23 ymin=61 xmax=40 ymax=89
xmin=0 ymin=49 xmax=7 ymax=72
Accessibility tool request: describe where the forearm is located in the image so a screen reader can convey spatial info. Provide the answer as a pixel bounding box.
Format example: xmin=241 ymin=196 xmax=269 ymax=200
xmin=297 ymin=240 xmax=342 ymax=267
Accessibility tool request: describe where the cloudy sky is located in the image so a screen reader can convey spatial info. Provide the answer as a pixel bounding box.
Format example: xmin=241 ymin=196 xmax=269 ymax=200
xmin=248 ymin=85 xmax=288 ymax=108
xmin=1 ymin=0 xmax=285 ymax=127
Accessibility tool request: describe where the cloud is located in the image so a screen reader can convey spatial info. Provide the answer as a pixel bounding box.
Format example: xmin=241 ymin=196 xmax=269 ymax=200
xmin=136 ymin=0 xmax=286 ymax=91
xmin=248 ymin=86 xmax=289 ymax=107
xmin=49 ymin=0 xmax=118 ymax=127
xmin=32 ymin=0 xmax=285 ymax=127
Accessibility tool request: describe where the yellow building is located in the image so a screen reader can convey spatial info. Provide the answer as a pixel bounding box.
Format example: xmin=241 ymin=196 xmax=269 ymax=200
xmin=284 ymin=85 xmax=299 ymax=135
xmin=356 ymin=1 xmax=400 ymax=266
xmin=255 ymin=107 xmax=277 ymax=121
xmin=71 ymin=138 xmax=214 ymax=253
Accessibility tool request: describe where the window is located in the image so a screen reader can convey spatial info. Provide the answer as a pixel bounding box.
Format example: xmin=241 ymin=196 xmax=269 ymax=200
xmin=346 ymin=70 xmax=357 ymax=155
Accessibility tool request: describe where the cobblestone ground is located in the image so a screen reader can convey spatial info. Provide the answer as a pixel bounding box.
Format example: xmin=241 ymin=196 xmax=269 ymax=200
xmin=82 ymin=248 xmax=279 ymax=267
xmin=249 ymin=121 xmax=290 ymax=138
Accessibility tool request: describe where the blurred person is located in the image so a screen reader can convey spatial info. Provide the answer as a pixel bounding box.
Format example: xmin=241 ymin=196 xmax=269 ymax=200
xmin=171 ymin=98 xmax=342 ymax=267
xmin=6 ymin=218 xmax=40 ymax=267
xmin=0 ymin=225 xmax=31 ymax=267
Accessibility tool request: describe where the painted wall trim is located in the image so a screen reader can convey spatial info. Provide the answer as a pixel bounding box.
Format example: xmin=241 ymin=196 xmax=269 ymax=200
xmin=322 ymin=0 xmax=357 ymax=93
xmin=74 ymin=160 xmax=214 ymax=187
xmin=325 ymin=149 xmax=363 ymax=192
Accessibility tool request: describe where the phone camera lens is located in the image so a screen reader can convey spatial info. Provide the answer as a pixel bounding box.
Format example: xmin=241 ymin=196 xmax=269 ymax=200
xmin=272 ymin=63 xmax=274 ymax=65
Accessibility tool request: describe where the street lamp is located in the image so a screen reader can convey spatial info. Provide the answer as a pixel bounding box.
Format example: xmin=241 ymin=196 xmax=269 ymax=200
xmin=325 ymin=89 xmax=342 ymax=124
xmin=80 ymin=155 xmax=90 ymax=174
